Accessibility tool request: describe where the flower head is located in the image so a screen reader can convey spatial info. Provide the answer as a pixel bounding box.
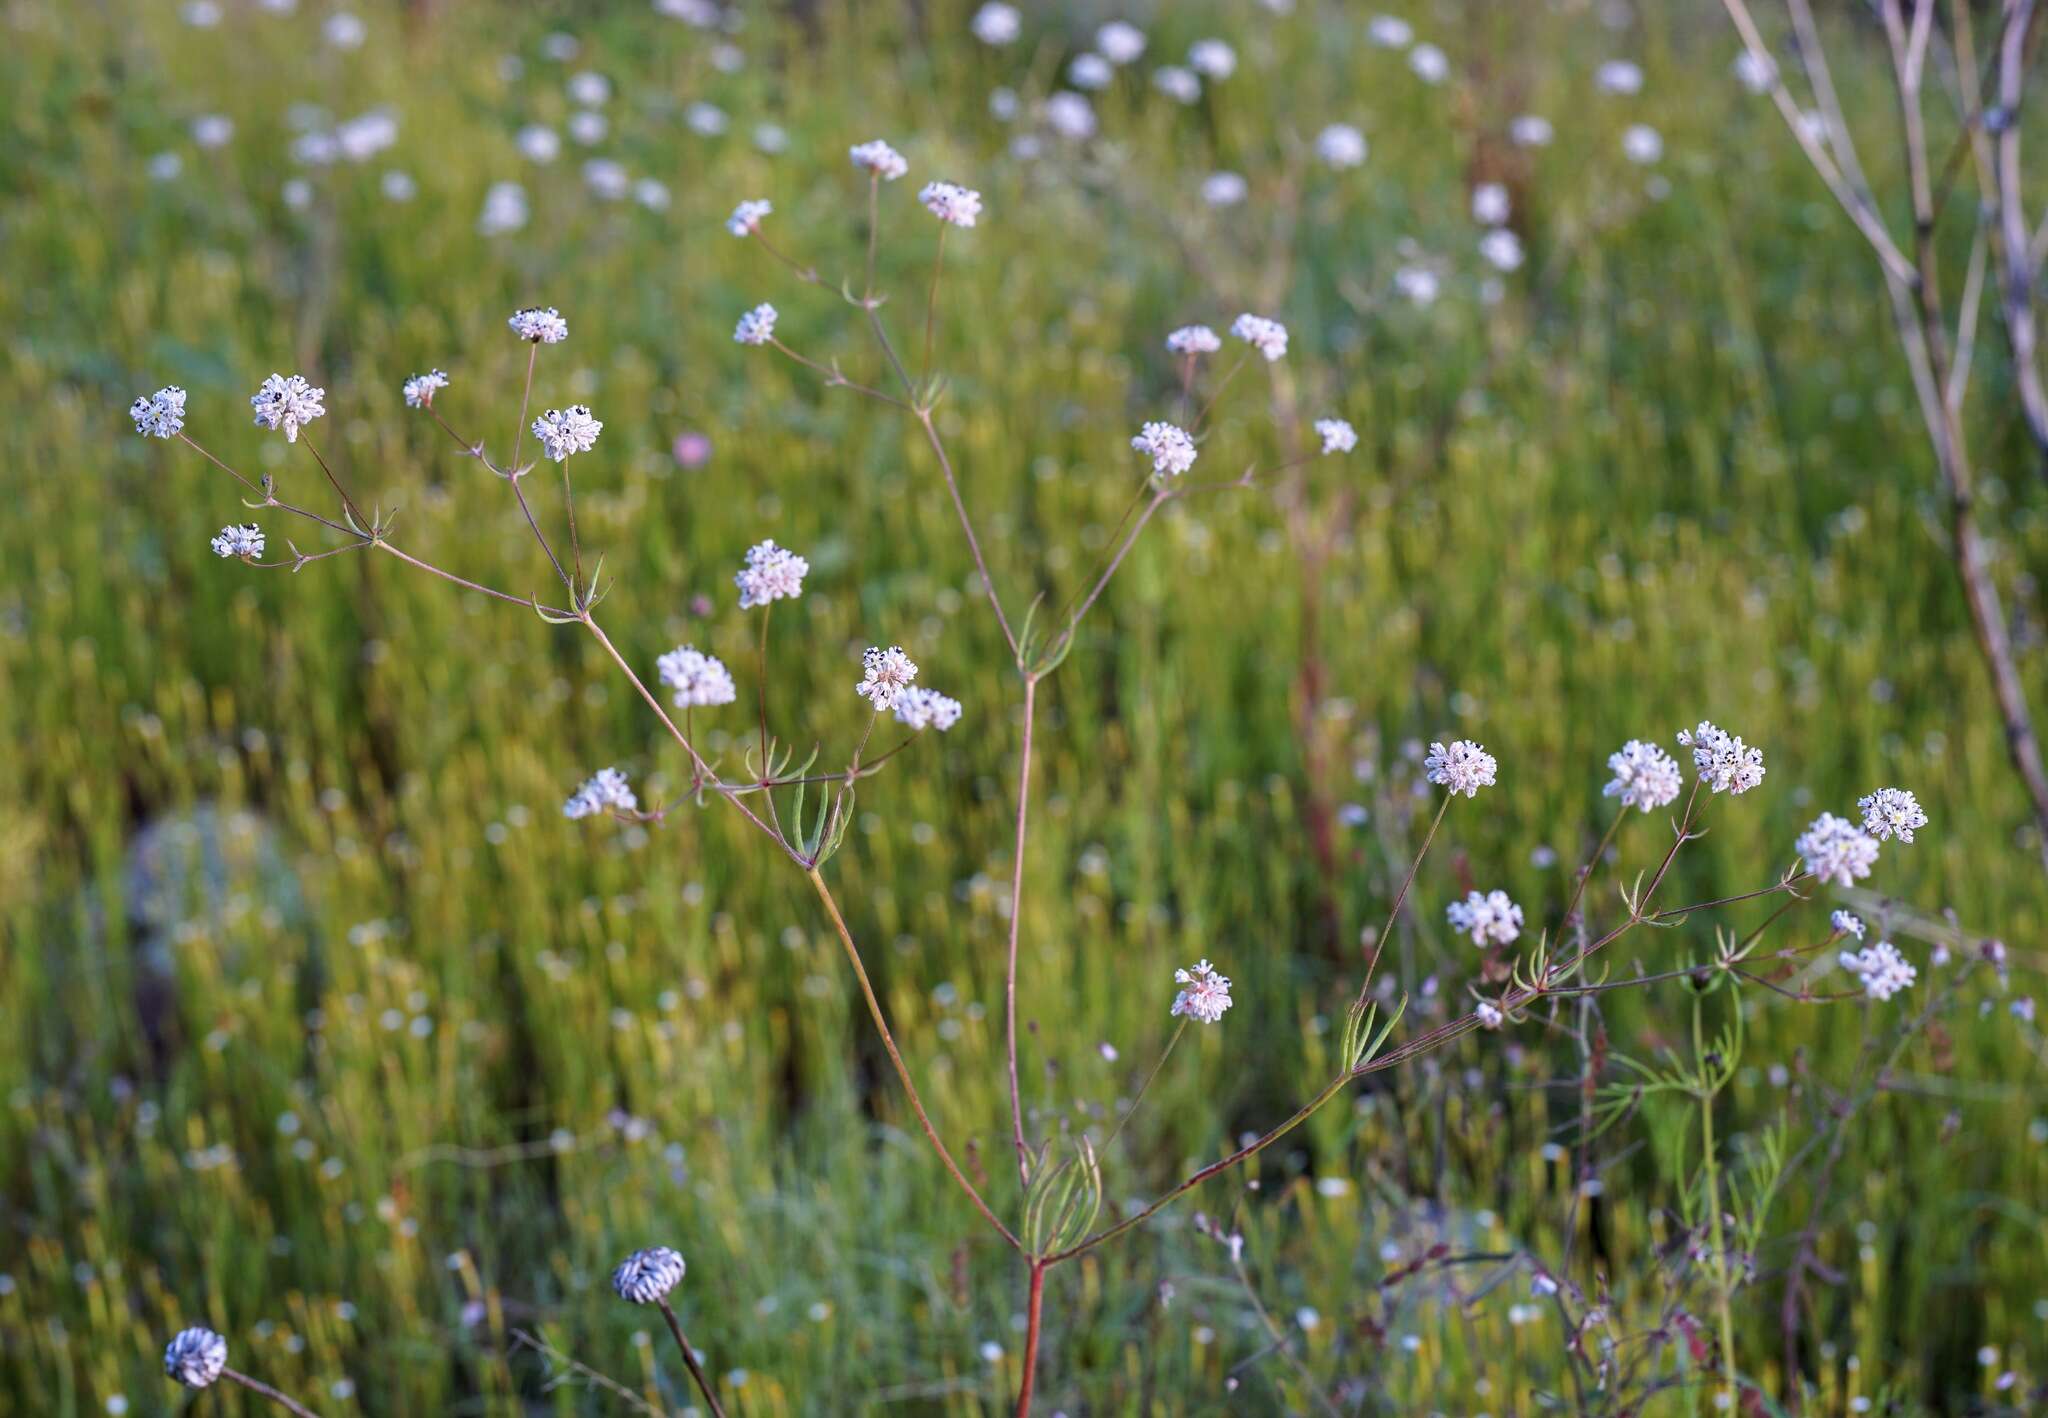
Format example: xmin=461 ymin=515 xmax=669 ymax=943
xmin=130 ymin=385 xmax=188 ymax=439
xmin=1131 ymin=421 xmax=1198 ymax=478
xmin=1447 ymin=889 xmax=1523 ymax=947
xmin=1230 ymin=313 xmax=1289 ymax=362
xmin=563 ymin=767 xmax=637 ymax=820
xmin=1839 ymin=940 xmax=1916 ymax=1001
xmin=849 ymin=139 xmax=908 ymax=180
xmin=1471 ymin=182 xmax=1511 ymax=225
xmin=1188 ymin=38 xmax=1236 ymax=78
xmin=1479 ymin=229 xmax=1525 ymax=272
xmin=893 ymin=686 xmax=963 ymax=731
xmin=1596 ymin=60 xmax=1644 ymax=95
xmin=1153 ymin=66 xmax=1201 ymax=104
xmin=1097 ymin=20 xmax=1146 ymax=64
xmin=1831 ymin=909 xmax=1865 ymax=940
xmin=1677 ymin=721 xmax=1764 ymax=795
xmin=919 ymin=180 xmax=982 ymax=227
xmin=210 ymin=523 xmax=265 ymax=560
xmin=855 ymin=645 xmax=919 ymax=711
xmin=1315 ymin=123 xmax=1368 ymax=169
xmin=1067 ymin=54 xmax=1113 ymax=91
xmin=734 ymin=539 xmax=807 ymax=607
xmin=402 ymin=369 xmax=448 ymax=408
xmin=1622 ymin=124 xmax=1664 ymax=164
xmin=1368 ymin=15 xmax=1414 ymax=47
xmin=1603 ymin=739 xmax=1682 ymax=812
xmin=1796 ymin=812 xmax=1880 ymax=888
xmin=508 ymin=306 xmax=568 ymax=343
xmin=733 ymin=303 xmax=778 ymax=346
xmin=611 ymin=1247 xmax=686 ymax=1304
xmin=1857 ymin=787 xmax=1927 ymax=844
xmin=1425 ymin=739 xmax=1498 ymax=797
xmin=970 ymin=2 xmax=1019 ymax=45
xmin=1314 ymin=418 xmax=1357 ymax=455
xmin=1202 ymin=172 xmax=1248 ymax=206
xmin=1510 ymin=114 xmax=1554 ymax=147
xmin=1408 ymin=44 xmax=1449 ymax=83
xmin=249 ymin=373 xmax=326 ymax=443
xmin=164 ymin=1327 xmax=228 ymax=1388
xmin=531 ymin=405 xmax=603 ymax=462
xmin=656 ymin=646 xmax=737 ymax=708
xmin=726 ymin=198 xmax=771 ymax=237
xmin=1171 ymin=959 xmax=1233 ymax=1023
xmin=1166 ymin=324 xmax=1221 ymax=355
xmin=1474 ymin=1000 xmax=1505 ymax=1030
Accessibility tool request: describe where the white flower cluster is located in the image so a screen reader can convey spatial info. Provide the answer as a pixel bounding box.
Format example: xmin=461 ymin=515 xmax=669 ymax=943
xmin=563 ymin=767 xmax=636 ymax=820
xmin=1166 ymin=324 xmax=1221 ymax=355
xmin=402 ymin=369 xmax=448 ymax=408
xmin=656 ymin=646 xmax=736 ymax=708
xmin=1315 ymin=418 xmax=1357 ymax=455
xmin=855 ymin=645 xmax=919 ymax=711
xmin=919 ymin=180 xmax=982 ymax=226
xmin=1796 ymin=812 xmax=1881 ymax=888
xmin=611 ymin=1247 xmax=686 ymax=1304
xmin=849 ymin=139 xmax=908 ymax=180
xmin=210 ymin=523 xmax=265 ymax=560
xmin=508 ymin=306 xmax=569 ymax=343
xmin=1425 ymin=739 xmax=1498 ymax=797
xmin=1857 ymin=787 xmax=1927 ymax=843
xmin=1839 ymin=940 xmax=1916 ymax=1001
xmin=970 ymin=2 xmax=1019 ymax=45
xmin=726 ymin=198 xmax=771 ymax=236
xmin=1097 ymin=20 xmax=1145 ymax=64
xmin=1677 ymin=721 xmax=1764 ymax=795
xmin=734 ymin=539 xmax=807 ymax=607
xmin=130 ymin=385 xmax=187 ymax=438
xmin=1315 ymin=123 xmax=1368 ymax=169
xmin=1447 ymin=889 xmax=1523 ymax=947
xmin=1131 ymin=421 xmax=1198 ymax=478
xmin=1602 ymin=739 xmax=1682 ymax=812
xmin=734 ymin=302 xmax=778 ymax=346
xmin=1230 ymin=313 xmax=1288 ymax=362
xmin=1831 ymin=909 xmax=1865 ymax=940
xmin=1474 ymin=1000 xmax=1505 ymax=1030
xmin=892 ymin=686 xmax=963 ymax=732
xmin=1170 ymin=959 xmax=1233 ymax=1023
xmin=531 ymin=405 xmax=603 ymax=462
xmin=249 ymin=373 xmax=326 ymax=443
xmin=164 ymin=1327 xmax=228 ymax=1388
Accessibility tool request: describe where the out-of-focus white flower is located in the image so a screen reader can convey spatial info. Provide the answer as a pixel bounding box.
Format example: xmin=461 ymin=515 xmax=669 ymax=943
xmin=584 ymin=159 xmax=629 ymax=200
xmin=1171 ymin=959 xmax=1233 ymax=1023
xmin=1132 ymin=421 xmax=1198 ymax=478
xmin=892 ymin=687 xmax=963 ymax=731
xmin=1315 ymin=123 xmax=1368 ymax=169
xmin=685 ymin=102 xmax=727 ymax=135
xmin=1677 ymin=721 xmax=1763 ymax=794
xmin=564 ymin=767 xmax=637 ymax=820
xmin=1153 ymin=67 xmax=1201 ymax=104
xmin=1510 ymin=114 xmax=1554 ymax=147
xmin=1472 ymin=182 xmax=1510 ymax=225
xmin=509 ymin=306 xmax=568 ymax=343
xmin=1597 ymin=59 xmax=1644 ymax=94
xmin=164 ymin=1329 xmax=228 ymax=1388
xmin=989 ymin=87 xmax=1020 ymax=122
xmin=850 ymin=139 xmax=908 ymax=180
xmin=539 ymin=29 xmax=578 ymax=59
xmin=1368 ymin=15 xmax=1414 ymax=47
xmin=657 ymin=646 xmax=737 ymax=708
xmin=1839 ymin=941 xmax=1915 ymax=1000
xmin=1201 ymin=171 xmax=1248 ymax=206
xmin=1857 ymin=787 xmax=1927 ymax=843
xmin=855 ymin=646 xmax=919 ymax=711
xmin=1831 ymin=909 xmax=1866 ymax=940
xmin=381 ymin=169 xmax=416 ymax=201
xmin=249 ymin=373 xmax=326 ymax=443
xmin=656 ymin=0 xmax=720 ymax=24
xmin=335 ymin=109 xmax=398 ymax=162
xmin=1425 ymin=739 xmax=1498 ymax=797
xmin=753 ymin=123 xmax=789 ymax=154
xmin=1408 ymin=44 xmax=1449 ymax=83
xmin=147 ymin=152 xmax=183 ymax=182
xmin=610 ymin=1247 xmax=685 ymax=1303
xmin=635 ymin=178 xmax=671 ymax=210
xmin=282 ymin=177 xmax=313 ymax=211
xmin=1797 ymin=812 xmax=1880 ymax=888
xmin=210 ymin=523 xmax=265 ymax=560
xmin=1603 ymin=740 xmax=1681 ymax=812
xmin=518 ymin=125 xmax=561 ymax=163
xmin=734 ymin=538 xmax=806 ymax=606
xmin=1068 ymin=53 xmax=1113 ymax=90
xmin=1167 ymin=325 xmax=1222 ymax=355
xmin=191 ymin=115 xmax=234 ymax=150
xmin=1475 ymin=1000 xmax=1505 ymax=1029
xmin=726 ymin=199 xmax=772 ymax=236
xmin=182 ymin=1 xmax=222 ymax=25
xmin=1315 ymin=418 xmax=1357 ymax=455
xmin=2014 ymin=996 xmax=2037 ymax=1022
xmin=1044 ymin=92 xmax=1097 ymax=140
xmin=1447 ymin=889 xmax=1522 ymax=946
xmin=531 ymin=405 xmax=603 ymax=462
xmin=919 ymin=181 xmax=982 ymax=226
xmin=1733 ymin=50 xmax=1777 ymax=94
xmin=1231 ymin=313 xmax=1289 ymax=361
xmin=402 ymin=369 xmax=448 ymax=408
xmin=971 ymin=2 xmax=1020 ymax=45
xmin=567 ymin=71 xmax=611 ymax=106
xmin=130 ymin=386 xmax=188 ymax=439
xmin=1479 ymin=229 xmax=1524 ymax=272
xmin=324 ymin=11 xmax=366 ymax=48
xmin=733 ymin=303 xmax=778 ymax=346
xmin=291 ymin=130 xmax=339 ymax=166
xmin=1097 ymin=20 xmax=1146 ymax=64
xmin=568 ymin=110 xmax=608 ymax=146
xmin=1189 ymin=38 xmax=1236 ymax=78
xmin=1622 ymin=124 xmax=1664 ymax=164
xmin=1395 ymin=265 xmax=1441 ymax=305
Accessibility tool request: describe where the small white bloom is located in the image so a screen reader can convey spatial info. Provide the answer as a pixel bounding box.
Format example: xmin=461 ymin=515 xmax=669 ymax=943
xmin=191 ymin=115 xmax=234 ymax=150
xmin=567 ymin=70 xmax=611 ymax=107
xmin=1857 ymin=787 xmax=1927 ymax=843
xmin=1167 ymin=325 xmax=1222 ymax=355
xmin=1368 ymin=15 xmax=1414 ymax=47
xmin=1132 ymin=421 xmax=1198 ymax=478
xmin=1315 ymin=123 xmax=1368 ymax=169
xmin=1622 ymin=124 xmax=1664 ymax=164
xmin=210 ymin=523 xmax=265 ymax=559
xmin=1044 ymin=92 xmax=1098 ymax=141
xmin=130 ymin=386 xmax=188 ymax=439
xmin=1395 ymin=265 xmax=1441 ymax=305
xmin=970 ymin=2 xmax=1020 ymax=45
xmin=1408 ymin=44 xmax=1449 ymax=83
xmin=726 ymin=198 xmax=771 ymax=237
xmin=1153 ymin=66 xmax=1202 ymax=104
xmin=1472 ymin=182 xmax=1510 ymax=225
xmin=919 ymin=180 xmax=982 ymax=227
xmin=1797 ymin=812 xmax=1880 ymax=889
xmin=531 ymin=405 xmax=603 ymax=463
xmin=734 ymin=539 xmax=807 ymax=607
xmin=1475 ymin=1000 xmax=1505 ymax=1029
xmin=1447 ymin=889 xmax=1523 ymax=947
xmin=147 ymin=151 xmax=183 ymax=182
xmin=610 ymin=1247 xmax=685 ymax=1304
xmin=1479 ymin=228 xmax=1524 ymax=272
xmin=1831 ymin=909 xmax=1866 ymax=940
xmin=1171 ymin=959 xmax=1233 ymax=1023
xmin=733 ymin=303 xmax=778 ymax=346
xmin=1603 ymin=740 xmax=1682 ymax=812
xmin=1509 ymin=114 xmax=1554 ymax=147
xmin=849 ymin=139 xmax=908 ymax=180
xmin=478 ymin=181 xmax=529 ymax=236
xmin=164 ymin=1328 xmax=228 ymax=1388
xmin=754 ymin=123 xmax=789 ymax=154
xmin=1677 ymin=721 xmax=1763 ymax=794
xmin=1188 ymin=38 xmax=1236 ymax=78
xmin=892 ymin=686 xmax=963 ymax=731
xmin=323 ymin=11 xmax=366 ymax=49
xmin=1097 ymin=20 xmax=1146 ymax=65
xmin=685 ymin=102 xmax=728 ymax=135
xmin=1425 ymin=739 xmax=1498 ymax=797
xmin=509 ymin=306 xmax=568 ymax=343
xmin=657 ymin=646 xmax=737 ymax=708
xmin=1230 ymin=313 xmax=1289 ymax=361
xmin=182 ymin=1 xmax=222 ymax=26
xmin=1733 ymin=50 xmax=1777 ymax=94
xmin=1596 ymin=60 xmax=1644 ymax=95
xmin=1839 ymin=941 xmax=1916 ymax=1001
xmin=1068 ymin=53 xmax=1113 ymax=91
xmin=1201 ymin=171 xmax=1248 ymax=206
xmin=635 ymin=178 xmax=671 ymax=211
xmin=855 ymin=646 xmax=919 ymax=711
xmin=583 ymin=159 xmax=629 ymax=200
xmin=402 ymin=369 xmax=448 ymax=409
xmin=381 ymin=170 xmax=416 ymax=201
xmin=249 ymin=373 xmax=326 ymax=443
xmin=334 ymin=109 xmax=398 ymax=162
xmin=1315 ymin=418 xmax=1357 ymax=455
xmin=517 ymin=125 xmax=561 ymax=163
xmin=567 ymin=110 xmax=608 ymax=146
xmin=564 ymin=767 xmax=637 ymax=820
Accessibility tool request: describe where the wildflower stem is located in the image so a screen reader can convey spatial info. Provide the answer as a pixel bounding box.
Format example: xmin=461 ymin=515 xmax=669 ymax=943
xmin=1562 ymin=807 xmax=1627 ymax=941
xmin=1061 ymin=487 xmax=1170 ymax=643
xmin=1005 ymin=673 xmax=1039 ymax=1182
xmin=1356 ymin=793 xmax=1452 ymax=1005
xmin=806 ymin=867 xmax=1022 ymax=1249
xmin=863 ymin=173 xmax=880 ymax=299
xmin=1101 ymin=1018 xmax=1187 ymax=1152
xmin=654 ymin=1299 xmax=728 ymax=1418
xmin=560 ymin=458 xmax=582 ymax=598
xmin=756 ymin=603 xmax=773 ymax=775
xmin=175 ymin=433 xmax=260 ymax=494
xmin=912 ymin=406 xmax=1020 ymax=657
xmin=222 ymin=1368 xmax=320 ymax=1418
xmin=509 ymin=342 xmax=536 ymax=478
xmin=1695 ymin=1005 xmax=1740 ymax=1411
xmin=1013 ymin=1261 xmax=1046 ymax=1418
xmin=370 ymin=542 xmax=567 ymax=614
xmin=921 ymin=225 xmax=946 ymax=388
xmin=298 ymin=435 xmax=368 ymax=531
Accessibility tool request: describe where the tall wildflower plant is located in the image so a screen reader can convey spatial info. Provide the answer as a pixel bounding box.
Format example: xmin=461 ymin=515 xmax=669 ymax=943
xmin=135 ymin=134 xmax=1974 ymax=1412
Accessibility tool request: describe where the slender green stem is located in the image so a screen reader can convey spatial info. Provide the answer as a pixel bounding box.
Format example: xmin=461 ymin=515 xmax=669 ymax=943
xmin=1356 ymin=794 xmax=1452 ymax=1004
xmin=1696 ymin=1003 xmax=1739 ymax=1410
xmin=1102 ymin=1018 xmax=1187 ymax=1151
xmin=921 ymin=225 xmax=947 ymax=387
xmin=655 ymin=1298 xmax=728 ymax=1418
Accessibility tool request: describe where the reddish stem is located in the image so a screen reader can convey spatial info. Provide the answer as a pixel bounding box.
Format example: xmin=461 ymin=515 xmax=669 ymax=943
xmin=1014 ymin=1261 xmax=1046 ymax=1417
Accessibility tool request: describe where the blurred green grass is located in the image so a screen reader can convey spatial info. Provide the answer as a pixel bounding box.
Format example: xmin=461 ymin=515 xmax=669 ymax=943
xmin=3 ymin=0 xmax=2047 ymax=1412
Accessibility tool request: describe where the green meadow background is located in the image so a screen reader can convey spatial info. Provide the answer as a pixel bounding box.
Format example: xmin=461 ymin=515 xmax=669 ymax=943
xmin=3 ymin=0 xmax=2046 ymax=1412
